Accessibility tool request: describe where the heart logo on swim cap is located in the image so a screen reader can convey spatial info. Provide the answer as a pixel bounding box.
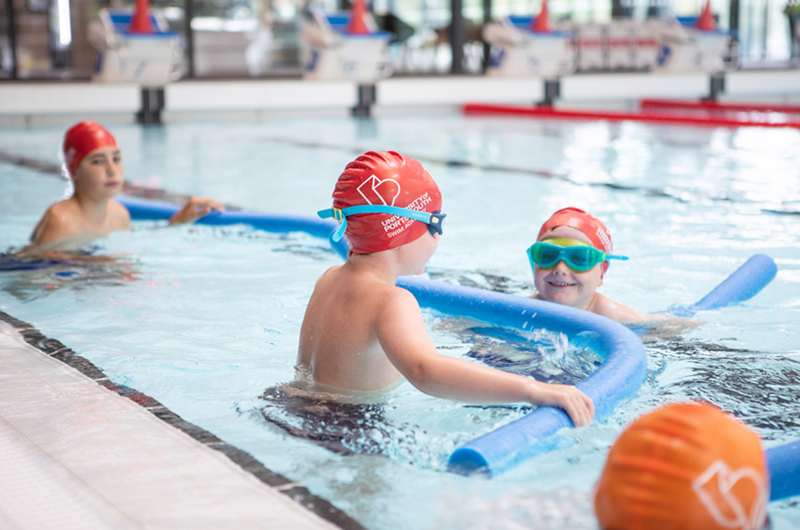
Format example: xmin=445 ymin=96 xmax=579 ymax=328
xmin=594 ymin=402 xmax=769 ymax=530
xmin=357 ymin=175 xmax=401 ymax=206
xmin=692 ymin=460 xmax=768 ymax=530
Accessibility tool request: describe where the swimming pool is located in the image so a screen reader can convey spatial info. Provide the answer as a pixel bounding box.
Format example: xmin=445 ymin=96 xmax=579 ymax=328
xmin=1 ymin=115 xmax=799 ymax=529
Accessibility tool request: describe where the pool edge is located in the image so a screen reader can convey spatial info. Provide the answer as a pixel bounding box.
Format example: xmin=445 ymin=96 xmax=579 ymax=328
xmin=0 ymin=309 xmax=367 ymax=530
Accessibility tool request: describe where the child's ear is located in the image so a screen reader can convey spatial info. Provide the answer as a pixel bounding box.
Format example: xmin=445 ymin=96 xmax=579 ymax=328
xmin=598 ymin=274 xmax=604 ymax=287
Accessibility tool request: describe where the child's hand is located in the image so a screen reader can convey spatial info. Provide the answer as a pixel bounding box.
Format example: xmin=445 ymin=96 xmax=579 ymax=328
xmin=533 ymin=383 xmax=595 ymax=427
xmin=169 ymin=197 xmax=225 ymax=225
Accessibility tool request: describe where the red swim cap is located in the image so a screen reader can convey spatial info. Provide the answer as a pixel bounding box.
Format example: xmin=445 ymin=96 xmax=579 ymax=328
xmin=594 ymin=402 xmax=769 ymax=530
xmin=538 ymin=207 xmax=613 ymax=274
xmin=332 ymin=151 xmax=442 ymax=254
xmin=63 ymin=121 xmax=118 ymax=177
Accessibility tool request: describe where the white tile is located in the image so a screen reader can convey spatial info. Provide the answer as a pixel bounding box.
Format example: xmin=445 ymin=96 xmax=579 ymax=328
xmin=0 ymin=322 xmax=340 ymax=530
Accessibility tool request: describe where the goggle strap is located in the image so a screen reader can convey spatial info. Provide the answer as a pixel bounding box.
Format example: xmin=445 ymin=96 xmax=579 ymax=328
xmin=606 ymin=254 xmax=629 ymax=261
xmin=341 ymin=204 xmax=434 ymax=224
xmin=317 ymin=207 xmax=347 ymax=242
xmin=318 ymin=205 xmax=437 ymax=243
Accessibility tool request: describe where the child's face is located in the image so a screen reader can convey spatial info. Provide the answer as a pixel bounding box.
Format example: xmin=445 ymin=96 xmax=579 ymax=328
xmin=533 ymin=226 xmax=603 ymax=311
xmin=72 ymin=146 xmax=124 ymax=200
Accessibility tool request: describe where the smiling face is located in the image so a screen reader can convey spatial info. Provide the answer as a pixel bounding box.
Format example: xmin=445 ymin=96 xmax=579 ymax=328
xmin=533 ymin=225 xmax=603 ymax=311
xmin=71 ymin=146 xmax=124 ymax=201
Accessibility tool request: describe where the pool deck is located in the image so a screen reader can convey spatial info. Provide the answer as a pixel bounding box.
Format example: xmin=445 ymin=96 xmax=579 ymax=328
xmin=1 ymin=69 xmax=799 ymax=125
xmin=0 ymin=317 xmax=358 ymax=530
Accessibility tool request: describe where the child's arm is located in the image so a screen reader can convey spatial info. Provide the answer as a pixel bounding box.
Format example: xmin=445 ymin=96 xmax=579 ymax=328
xmin=377 ymin=289 xmax=595 ymax=426
xmin=169 ymin=197 xmax=225 ymax=225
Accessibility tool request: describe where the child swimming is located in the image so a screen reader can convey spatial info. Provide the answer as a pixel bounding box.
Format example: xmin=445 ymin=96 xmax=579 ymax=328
xmin=594 ymin=401 xmax=769 ymax=530
xmin=529 ymin=207 xmax=645 ymax=323
xmin=299 ymin=151 xmax=594 ymax=427
xmin=28 ymin=121 xmax=223 ymax=252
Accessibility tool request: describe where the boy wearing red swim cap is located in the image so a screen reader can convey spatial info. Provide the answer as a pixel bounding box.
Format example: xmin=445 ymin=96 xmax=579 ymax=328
xmin=29 ymin=121 xmax=224 ymax=251
xmin=299 ymin=152 xmax=594 ymax=427
xmin=529 ymin=207 xmax=644 ymax=323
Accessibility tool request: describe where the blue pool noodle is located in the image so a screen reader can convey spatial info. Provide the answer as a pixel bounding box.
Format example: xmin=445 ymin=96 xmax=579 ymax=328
xmin=119 ymin=198 xmax=349 ymax=259
xmin=767 ymin=440 xmax=800 ymax=501
xmin=669 ymin=254 xmax=777 ymax=317
xmin=122 ymin=198 xmax=800 ymax=497
xmin=397 ymin=276 xmax=647 ymax=477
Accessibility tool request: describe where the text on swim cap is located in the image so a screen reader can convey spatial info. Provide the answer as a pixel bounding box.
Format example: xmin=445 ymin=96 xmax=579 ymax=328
xmin=383 ymin=192 xmax=432 ymax=238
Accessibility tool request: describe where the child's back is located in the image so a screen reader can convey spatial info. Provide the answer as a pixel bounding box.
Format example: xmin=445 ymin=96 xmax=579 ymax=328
xmin=299 ymin=259 xmax=410 ymax=391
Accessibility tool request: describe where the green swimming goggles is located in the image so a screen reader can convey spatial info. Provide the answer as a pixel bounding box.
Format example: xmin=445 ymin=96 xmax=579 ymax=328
xmin=527 ymin=238 xmax=628 ymax=272
xmin=318 ymin=205 xmax=446 ymax=242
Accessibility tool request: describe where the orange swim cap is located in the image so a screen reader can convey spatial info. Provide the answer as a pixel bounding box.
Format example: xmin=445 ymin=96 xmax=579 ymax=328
xmin=331 ymin=151 xmax=442 ymax=254
xmin=538 ymin=207 xmax=614 ymax=274
xmin=594 ymin=402 xmax=769 ymax=530
xmin=63 ymin=121 xmax=118 ymax=177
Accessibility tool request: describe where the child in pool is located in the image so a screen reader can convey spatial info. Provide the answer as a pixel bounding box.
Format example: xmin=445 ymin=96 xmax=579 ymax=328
xmin=529 ymin=207 xmax=645 ymax=323
xmin=299 ymin=151 xmax=594 ymax=427
xmin=594 ymin=401 xmax=769 ymax=530
xmin=28 ymin=121 xmax=224 ymax=251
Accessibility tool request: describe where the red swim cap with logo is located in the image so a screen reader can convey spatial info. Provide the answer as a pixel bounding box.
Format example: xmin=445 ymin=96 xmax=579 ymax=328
xmin=332 ymin=151 xmax=442 ymax=254
xmin=594 ymin=402 xmax=769 ymax=530
xmin=63 ymin=121 xmax=118 ymax=177
xmin=538 ymin=207 xmax=614 ymax=274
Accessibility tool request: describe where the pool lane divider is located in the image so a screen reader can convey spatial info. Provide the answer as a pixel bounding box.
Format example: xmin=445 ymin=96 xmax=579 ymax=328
xmin=121 ymin=197 xmax=798 ymax=495
xmin=462 ymin=103 xmax=800 ymax=129
xmin=640 ymin=99 xmax=800 ymax=115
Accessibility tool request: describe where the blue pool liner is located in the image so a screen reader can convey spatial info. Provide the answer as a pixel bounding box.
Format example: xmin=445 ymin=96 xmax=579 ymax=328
xmin=667 ymin=254 xmax=777 ymax=317
xmin=122 ymin=198 xmax=799 ymax=494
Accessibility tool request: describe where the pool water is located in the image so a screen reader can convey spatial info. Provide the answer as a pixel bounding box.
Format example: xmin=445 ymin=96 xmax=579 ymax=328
xmin=1 ymin=115 xmax=799 ymax=530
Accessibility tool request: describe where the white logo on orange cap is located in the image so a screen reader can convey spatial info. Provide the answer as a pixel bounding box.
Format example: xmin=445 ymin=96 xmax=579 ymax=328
xmin=692 ymin=460 xmax=768 ymax=530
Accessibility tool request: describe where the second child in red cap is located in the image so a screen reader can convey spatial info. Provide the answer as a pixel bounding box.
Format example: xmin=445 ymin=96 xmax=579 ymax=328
xmin=528 ymin=207 xmax=644 ymax=323
xmin=29 ymin=121 xmax=224 ymax=251
xmin=302 ymin=151 xmax=594 ymax=427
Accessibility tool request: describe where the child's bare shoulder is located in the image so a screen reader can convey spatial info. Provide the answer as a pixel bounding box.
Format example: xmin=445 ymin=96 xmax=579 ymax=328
xmin=31 ymin=200 xmax=80 ymax=244
xmin=376 ymin=285 xmax=423 ymax=329
xmin=592 ymin=293 xmax=645 ymax=323
xmin=109 ymin=199 xmax=132 ymax=228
